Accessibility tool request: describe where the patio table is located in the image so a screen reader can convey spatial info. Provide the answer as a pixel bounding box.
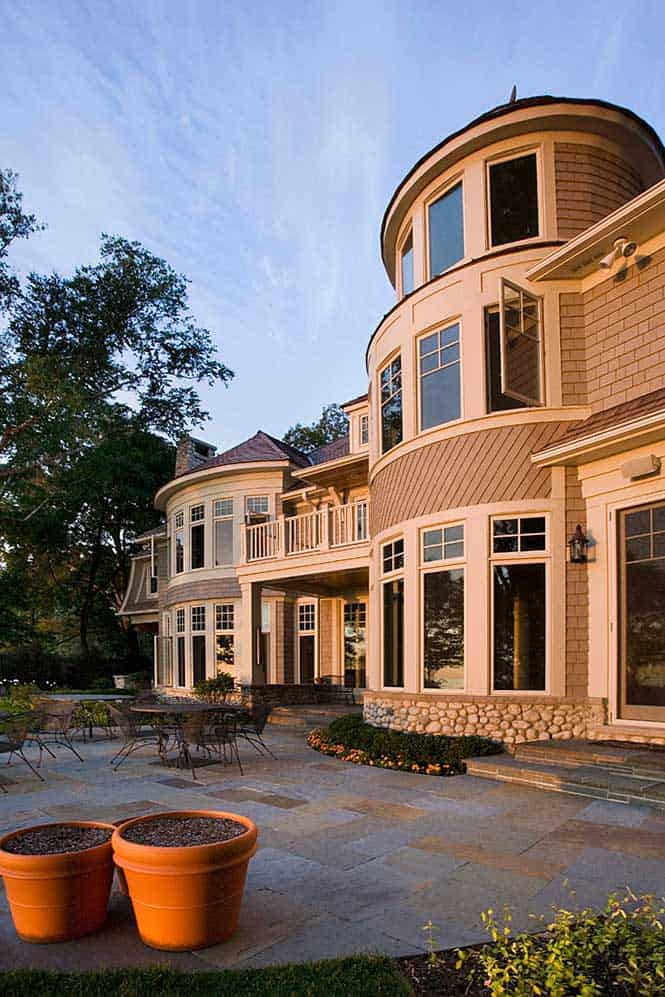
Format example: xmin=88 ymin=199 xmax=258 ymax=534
xmin=130 ymin=702 xmax=245 ymax=779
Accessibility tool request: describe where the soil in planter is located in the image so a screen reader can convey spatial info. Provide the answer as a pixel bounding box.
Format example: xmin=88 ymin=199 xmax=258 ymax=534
xmin=121 ymin=815 xmax=246 ymax=847
xmin=3 ymin=825 xmax=112 ymax=856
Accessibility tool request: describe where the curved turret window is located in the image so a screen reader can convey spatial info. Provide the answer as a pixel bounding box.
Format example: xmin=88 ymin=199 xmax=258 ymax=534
xmin=489 ymin=152 xmax=539 ymax=247
xmin=428 ymin=182 xmax=464 ymax=277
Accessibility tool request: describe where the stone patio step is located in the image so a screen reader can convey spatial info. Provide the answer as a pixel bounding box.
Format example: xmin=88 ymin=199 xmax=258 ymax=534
xmin=466 ymin=753 xmax=665 ymax=810
xmin=515 ymin=739 xmax=665 ymax=780
xmin=267 ymin=704 xmax=362 ymax=730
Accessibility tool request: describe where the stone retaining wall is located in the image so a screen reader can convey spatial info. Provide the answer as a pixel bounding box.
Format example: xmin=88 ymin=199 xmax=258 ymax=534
xmin=363 ymin=694 xmax=607 ymax=747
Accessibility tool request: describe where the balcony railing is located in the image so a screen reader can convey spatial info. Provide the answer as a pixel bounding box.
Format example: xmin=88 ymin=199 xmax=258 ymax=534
xmin=243 ymin=500 xmax=369 ymax=563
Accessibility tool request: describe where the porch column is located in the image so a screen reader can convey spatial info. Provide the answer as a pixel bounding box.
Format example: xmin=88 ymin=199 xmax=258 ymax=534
xmin=239 ymin=581 xmax=262 ymax=685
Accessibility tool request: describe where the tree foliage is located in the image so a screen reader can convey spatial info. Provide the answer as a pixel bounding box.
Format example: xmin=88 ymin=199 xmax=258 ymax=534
xmin=282 ymin=403 xmax=349 ymax=453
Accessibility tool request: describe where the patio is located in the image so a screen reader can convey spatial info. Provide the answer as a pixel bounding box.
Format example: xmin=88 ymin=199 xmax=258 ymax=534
xmin=2 ymin=725 xmax=665 ymax=971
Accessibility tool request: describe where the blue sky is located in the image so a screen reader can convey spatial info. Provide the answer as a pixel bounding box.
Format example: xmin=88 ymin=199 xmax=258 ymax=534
xmin=3 ymin=0 xmax=665 ymax=451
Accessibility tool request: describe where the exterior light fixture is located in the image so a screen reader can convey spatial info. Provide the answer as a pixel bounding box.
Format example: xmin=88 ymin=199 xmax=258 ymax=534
xmin=568 ymin=524 xmax=589 ymax=564
xmin=599 ymin=237 xmax=638 ymax=270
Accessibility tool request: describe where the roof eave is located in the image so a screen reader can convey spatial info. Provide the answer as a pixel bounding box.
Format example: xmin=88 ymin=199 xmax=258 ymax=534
xmin=532 ymin=410 xmax=665 ymax=467
xmin=154 ymin=459 xmax=291 ymax=510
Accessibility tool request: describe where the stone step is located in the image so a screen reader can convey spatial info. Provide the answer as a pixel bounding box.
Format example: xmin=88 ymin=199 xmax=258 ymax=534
xmin=515 ymin=739 xmax=665 ymax=780
xmin=267 ymin=705 xmax=362 ymax=729
xmin=466 ymin=754 xmax=665 ymax=810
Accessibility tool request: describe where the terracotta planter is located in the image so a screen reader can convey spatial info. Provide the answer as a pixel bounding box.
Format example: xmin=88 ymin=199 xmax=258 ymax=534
xmin=0 ymin=821 xmax=116 ymax=943
xmin=112 ymin=810 xmax=258 ymax=951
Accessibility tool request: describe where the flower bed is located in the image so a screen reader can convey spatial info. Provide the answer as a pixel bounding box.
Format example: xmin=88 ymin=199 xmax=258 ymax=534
xmin=307 ymin=714 xmax=501 ymax=776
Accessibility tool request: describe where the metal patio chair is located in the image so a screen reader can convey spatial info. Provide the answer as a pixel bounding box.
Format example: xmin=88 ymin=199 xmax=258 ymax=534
xmin=28 ymin=698 xmax=84 ymax=764
xmin=108 ymin=702 xmax=163 ymax=771
xmin=183 ymin=711 xmax=244 ymax=777
xmin=0 ymin=711 xmax=45 ymax=792
xmin=236 ymin=704 xmax=276 ymax=759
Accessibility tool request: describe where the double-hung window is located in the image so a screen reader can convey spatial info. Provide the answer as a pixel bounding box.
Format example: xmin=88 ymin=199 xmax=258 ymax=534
xmin=175 ymin=607 xmax=186 ymax=687
xmin=246 ymin=496 xmax=269 ymax=517
xmin=492 ymin=515 xmax=547 ymax=692
xmin=380 ymin=356 xmax=402 ymax=454
xmin=422 ymin=524 xmax=465 ymax=690
xmin=191 ymin=605 xmax=206 ymax=685
xmin=215 ymin=603 xmax=235 ymax=673
xmin=214 ymin=498 xmax=234 ymax=566
xmin=190 ymin=504 xmax=205 ymax=570
xmin=174 ymin=511 xmax=185 ymax=575
xmin=360 ymin=414 xmax=369 ymax=447
xmin=428 ymin=182 xmax=464 ymax=277
xmin=382 ymin=539 xmax=404 ymax=688
xmin=489 ymin=152 xmax=539 ymax=247
xmin=419 ymin=322 xmax=461 ymax=430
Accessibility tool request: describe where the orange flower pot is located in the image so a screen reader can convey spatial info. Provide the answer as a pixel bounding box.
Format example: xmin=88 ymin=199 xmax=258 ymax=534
xmin=112 ymin=810 xmax=258 ymax=951
xmin=0 ymin=821 xmax=116 ymax=943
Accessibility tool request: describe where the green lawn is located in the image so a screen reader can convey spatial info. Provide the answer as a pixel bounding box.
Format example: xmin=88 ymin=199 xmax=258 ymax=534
xmin=0 ymin=956 xmax=411 ymax=997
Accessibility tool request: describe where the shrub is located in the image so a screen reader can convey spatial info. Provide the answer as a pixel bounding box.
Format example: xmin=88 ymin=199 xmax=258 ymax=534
xmin=452 ymin=890 xmax=665 ymax=996
xmin=195 ymin=673 xmax=235 ymax=702
xmin=308 ymin=713 xmax=501 ymax=776
xmin=124 ymin=670 xmax=152 ymax=690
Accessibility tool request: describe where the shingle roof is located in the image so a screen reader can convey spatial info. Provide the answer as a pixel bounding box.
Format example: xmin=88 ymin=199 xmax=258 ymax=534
xmin=133 ymin=524 xmax=167 ymax=542
xmin=558 ymin=388 xmax=665 ymax=446
xmin=177 ymin=431 xmax=311 ymax=475
xmin=342 ymin=393 xmax=368 ymax=408
xmin=307 ymin=435 xmax=350 ymax=466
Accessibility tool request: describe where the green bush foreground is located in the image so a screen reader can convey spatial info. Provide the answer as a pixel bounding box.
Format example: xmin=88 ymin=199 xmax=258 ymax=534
xmin=0 ymin=956 xmax=408 ymax=997
xmin=308 ymin=713 xmax=501 ymax=775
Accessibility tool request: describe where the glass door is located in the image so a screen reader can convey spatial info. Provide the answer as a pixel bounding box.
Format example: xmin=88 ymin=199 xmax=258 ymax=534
xmin=619 ymin=501 xmax=665 ymax=721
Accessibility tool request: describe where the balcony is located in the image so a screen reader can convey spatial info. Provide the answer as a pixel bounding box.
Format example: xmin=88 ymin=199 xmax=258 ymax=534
xmin=242 ymin=500 xmax=368 ymax=563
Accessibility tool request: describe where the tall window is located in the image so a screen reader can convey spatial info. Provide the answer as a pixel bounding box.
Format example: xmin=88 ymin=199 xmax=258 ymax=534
xmin=175 ymin=607 xmax=186 ymax=687
xmin=380 ymin=356 xmax=402 ymax=454
xmin=174 ymin=511 xmax=184 ymax=574
xmin=214 ymin=498 xmax=234 ymax=566
xmin=489 ymin=153 xmax=539 ymax=247
xmin=422 ymin=524 xmax=465 ymax=690
xmin=428 ymin=182 xmax=464 ymax=277
xmin=492 ymin=515 xmax=547 ymax=691
xmin=485 ymin=308 xmax=526 ymax=412
xmin=419 ymin=322 xmax=461 ymax=430
xmin=382 ymin=538 xmax=404 ymax=687
xmin=191 ymin=604 xmax=206 ymax=685
xmin=344 ymin=602 xmax=366 ymax=688
xmin=360 ymin=414 xmax=369 ymax=447
xmin=215 ymin=603 xmax=235 ymax=674
xmin=190 ymin=504 xmax=205 ymax=570
xmin=497 ymin=279 xmax=543 ymax=408
xmin=400 ymin=231 xmax=414 ymax=296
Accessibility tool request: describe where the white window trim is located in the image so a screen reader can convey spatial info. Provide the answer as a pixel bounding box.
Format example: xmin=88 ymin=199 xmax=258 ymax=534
xmin=416 ymin=318 xmax=464 ymax=435
xmin=380 ymin=574 xmax=405 ymax=691
xmin=485 ymin=145 xmax=544 ymax=252
xmin=245 ymin=495 xmax=271 ymax=517
xmin=489 ymin=516 xmax=551 ymax=695
xmin=189 ymin=502 xmax=206 ymax=572
xmin=215 ymin=602 xmax=235 ymax=633
xmin=381 ymin=536 xmax=405 ymax=577
xmin=498 ymin=277 xmax=545 ymax=407
xmin=397 ymin=223 xmax=414 ymax=300
xmin=419 ymin=521 xmax=466 ymax=567
xmin=424 ymin=173 xmax=466 ymax=282
xmin=214 ymin=497 xmax=235 ymax=567
xmin=173 ymin=508 xmax=185 ymax=576
xmin=295 ymin=599 xmax=318 ymax=683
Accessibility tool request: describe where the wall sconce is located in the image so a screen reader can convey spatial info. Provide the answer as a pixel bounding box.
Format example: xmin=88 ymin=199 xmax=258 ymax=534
xmin=568 ymin=524 xmax=589 ymax=564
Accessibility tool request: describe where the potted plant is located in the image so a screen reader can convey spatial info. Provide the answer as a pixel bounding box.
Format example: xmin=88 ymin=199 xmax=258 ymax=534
xmin=0 ymin=820 xmax=116 ymax=943
xmin=112 ymin=809 xmax=257 ymax=950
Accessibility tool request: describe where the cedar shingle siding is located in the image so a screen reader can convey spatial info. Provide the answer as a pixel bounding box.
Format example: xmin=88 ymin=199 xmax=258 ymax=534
xmin=555 ymin=143 xmax=644 ymax=241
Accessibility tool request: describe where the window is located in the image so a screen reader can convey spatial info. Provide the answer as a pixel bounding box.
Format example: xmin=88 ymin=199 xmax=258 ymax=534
xmin=215 ymin=603 xmax=235 ymax=632
xmin=174 ymin=511 xmax=184 ymax=574
xmin=424 ymin=569 xmax=464 ymax=690
xmin=489 ymin=152 xmax=539 ymax=247
xmin=428 ymin=182 xmax=464 ymax=277
xmin=215 ymin=635 xmax=234 ymax=673
xmin=493 ymin=563 xmax=546 ymax=690
xmin=383 ymin=579 xmax=404 ymax=687
xmin=190 ymin=504 xmax=205 ymax=522
xmin=498 ymin=279 xmax=543 ymax=407
xmin=380 ymin=356 xmax=402 ymax=454
xmin=382 ymin=538 xmax=404 ymax=574
xmin=175 ymin=607 xmax=185 ymax=687
xmin=344 ymin=602 xmax=366 ymax=688
xmin=192 ymin=634 xmax=206 ymax=684
xmin=191 ymin=605 xmax=206 ymax=631
xmin=298 ymin=603 xmax=316 ymax=632
xmin=401 ymin=231 xmax=414 ymax=296
xmin=214 ymin=498 xmax=234 ymax=566
xmin=149 ymin=574 xmax=158 ymax=595
xmin=423 ymin=524 xmax=464 ymax=562
xmin=419 ymin=323 xmax=461 ymax=430
xmin=493 ymin=517 xmax=546 ymax=554
xmin=485 ymin=308 xmax=526 ymax=412
xmin=175 ymin=608 xmax=185 ymax=633
xmin=360 ymin=414 xmax=369 ymax=447
xmin=246 ymin=496 xmax=269 ymax=516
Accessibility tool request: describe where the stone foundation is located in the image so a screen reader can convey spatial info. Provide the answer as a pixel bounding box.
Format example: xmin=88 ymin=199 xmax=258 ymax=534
xmin=363 ymin=693 xmax=607 ymax=747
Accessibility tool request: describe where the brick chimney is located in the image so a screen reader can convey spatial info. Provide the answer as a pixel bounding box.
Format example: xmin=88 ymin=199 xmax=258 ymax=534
xmin=175 ymin=437 xmax=216 ymax=476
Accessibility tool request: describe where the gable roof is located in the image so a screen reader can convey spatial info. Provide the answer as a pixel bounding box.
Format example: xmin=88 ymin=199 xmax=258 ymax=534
xmin=177 ymin=431 xmax=311 ymax=476
xmin=308 ymin=435 xmax=350 ymax=466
